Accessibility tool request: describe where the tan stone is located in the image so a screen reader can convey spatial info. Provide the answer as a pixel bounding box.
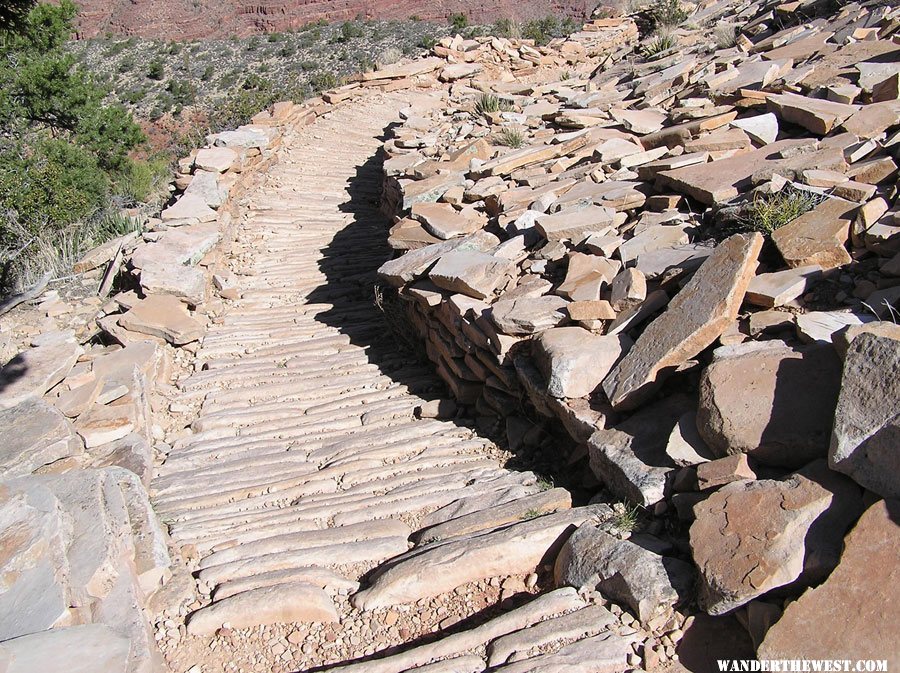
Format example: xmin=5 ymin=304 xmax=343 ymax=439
xmin=535 ymin=206 xmax=616 ymax=243
xmin=696 ymin=453 xmax=755 ymax=491
xmin=744 ymin=264 xmax=823 ymax=307
xmin=187 ymin=582 xmax=339 ymax=635
xmin=771 ymin=198 xmax=856 ymax=270
xmin=690 ymin=461 xmax=862 ymax=615
xmin=0 ymin=341 xmax=83 ymax=411
xmin=566 ymin=300 xmax=617 ymax=321
xmin=758 ymin=499 xmax=900 ymax=660
xmin=118 ymin=295 xmax=205 ymax=345
xmin=697 ymin=343 xmax=842 ymax=468
xmin=603 ymin=233 xmax=763 ymax=410
xmin=767 ymin=92 xmax=858 ymax=135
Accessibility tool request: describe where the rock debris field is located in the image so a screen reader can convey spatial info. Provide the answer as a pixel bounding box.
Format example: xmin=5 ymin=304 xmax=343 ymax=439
xmin=0 ymin=0 xmax=899 ymax=672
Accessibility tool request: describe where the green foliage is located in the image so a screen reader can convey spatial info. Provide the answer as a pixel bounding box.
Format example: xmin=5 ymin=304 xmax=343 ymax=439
xmin=734 ymin=188 xmax=825 ymax=236
xmin=642 ymin=30 xmax=677 ymax=57
xmin=0 ymin=138 xmax=107 ymax=235
xmin=309 ymin=71 xmax=339 ymax=92
xmin=495 ymin=128 xmax=526 ymax=148
xmin=146 ymin=58 xmax=164 ymax=80
xmin=449 ymin=13 xmax=468 ymax=30
xmin=111 ymin=155 xmax=170 ymax=206
xmin=0 ymin=0 xmax=154 ymax=292
xmin=340 ymin=20 xmax=364 ymax=41
xmin=648 ymin=0 xmax=689 ymax=27
xmin=474 ymin=93 xmax=513 ymax=116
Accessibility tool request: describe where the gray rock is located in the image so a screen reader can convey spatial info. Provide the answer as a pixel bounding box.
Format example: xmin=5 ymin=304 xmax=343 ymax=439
xmin=184 ymin=169 xmax=229 ymax=208
xmin=588 ymin=395 xmax=692 ymax=506
xmin=555 ymin=526 xmax=693 ymax=623
xmin=534 ymin=327 xmax=631 ymax=399
xmin=829 ymin=333 xmax=900 ymax=498
xmin=0 ymin=342 xmax=83 ymax=410
xmin=0 ymin=400 xmax=83 ymax=476
xmin=0 ymin=624 xmax=131 ymax=673
xmin=490 ymin=296 xmax=569 ymax=336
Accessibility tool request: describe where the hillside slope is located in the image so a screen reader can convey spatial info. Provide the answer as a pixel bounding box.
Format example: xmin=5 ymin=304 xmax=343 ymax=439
xmin=73 ymin=0 xmax=597 ymax=39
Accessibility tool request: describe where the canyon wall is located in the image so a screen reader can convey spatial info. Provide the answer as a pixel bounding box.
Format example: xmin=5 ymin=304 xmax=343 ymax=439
xmin=73 ymin=0 xmax=598 ymax=40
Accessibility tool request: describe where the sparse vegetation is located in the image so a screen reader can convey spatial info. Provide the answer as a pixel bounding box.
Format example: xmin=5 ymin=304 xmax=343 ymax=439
xmin=642 ymin=30 xmax=677 ymax=57
xmin=449 ymin=13 xmax=469 ymax=31
xmin=474 ymin=93 xmax=514 ymax=116
xmin=648 ymin=0 xmax=690 ymax=27
xmin=0 ymin=0 xmax=160 ymax=293
xmin=495 ymin=128 xmax=526 ymax=148
xmin=734 ymin=187 xmax=826 ymax=236
xmin=714 ymin=23 xmax=740 ymax=49
xmin=611 ymin=502 xmax=642 ymax=533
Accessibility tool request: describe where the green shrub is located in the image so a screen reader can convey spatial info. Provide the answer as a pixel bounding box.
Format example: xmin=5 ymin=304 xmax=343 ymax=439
xmin=474 ymin=93 xmax=513 ymax=116
xmin=495 ymin=128 xmax=526 ymax=148
xmin=734 ymin=188 xmax=825 ymax=236
xmin=340 ymin=20 xmax=364 ymax=41
xmin=146 ymin=58 xmax=164 ymax=80
xmin=449 ymin=13 xmax=468 ymax=30
xmin=648 ymin=0 xmax=689 ymax=27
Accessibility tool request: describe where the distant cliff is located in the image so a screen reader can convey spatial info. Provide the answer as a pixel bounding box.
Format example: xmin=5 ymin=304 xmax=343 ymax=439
xmin=73 ymin=0 xmax=597 ymax=40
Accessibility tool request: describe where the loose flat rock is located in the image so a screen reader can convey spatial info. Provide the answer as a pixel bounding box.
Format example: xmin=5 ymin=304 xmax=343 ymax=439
xmin=771 ymin=198 xmax=856 ymax=270
xmin=118 ymin=295 xmax=205 ymax=345
xmin=535 ymin=206 xmax=615 ymax=243
xmin=690 ymin=461 xmax=863 ymax=615
xmin=187 ymin=582 xmax=339 ymax=634
xmin=554 ymin=526 xmax=692 ymax=623
xmin=194 ymin=146 xmax=239 ymax=173
xmin=352 ymin=506 xmax=610 ymax=610
xmin=490 ymin=296 xmax=569 ymax=335
xmin=0 ymin=399 xmax=83 ymax=476
xmin=767 ymin=92 xmax=858 ymax=135
xmin=744 ymin=265 xmax=823 ymax=307
xmin=0 ymin=624 xmax=131 ymax=673
xmin=429 ymin=251 xmax=514 ymax=300
xmin=697 ymin=343 xmax=842 ymax=468
xmin=160 ymin=193 xmax=218 ymax=223
xmin=0 ymin=341 xmax=83 ymax=410
xmin=758 ymin=499 xmax=900 ymax=660
xmin=603 ymin=233 xmax=763 ymax=410
xmin=533 ymin=327 xmax=630 ymax=398
xmin=588 ymin=395 xmax=691 ymax=506
xmin=829 ymin=333 xmax=900 ymax=498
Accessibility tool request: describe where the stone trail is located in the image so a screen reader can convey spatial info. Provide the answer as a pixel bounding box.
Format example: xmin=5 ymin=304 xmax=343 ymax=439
xmin=154 ymin=94 xmax=635 ymax=673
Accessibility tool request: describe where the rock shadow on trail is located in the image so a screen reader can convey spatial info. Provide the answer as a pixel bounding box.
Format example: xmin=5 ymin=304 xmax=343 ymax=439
xmin=302 ymin=123 xmax=465 ymax=425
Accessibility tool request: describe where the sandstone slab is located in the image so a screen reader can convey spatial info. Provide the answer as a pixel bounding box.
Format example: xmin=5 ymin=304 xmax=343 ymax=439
xmin=0 ymin=400 xmax=83 ymax=476
xmin=352 ymin=506 xmax=609 ymax=610
xmin=554 ymin=526 xmax=692 ymax=623
xmin=429 ymin=251 xmax=514 ymax=300
xmin=0 ymin=341 xmax=83 ymax=410
xmin=758 ymin=499 xmax=900 ymax=660
xmin=118 ymin=295 xmax=204 ymax=345
xmin=589 ymin=395 xmax=692 ymax=506
xmin=829 ymin=333 xmax=900 ymax=498
xmin=690 ymin=461 xmax=862 ymax=615
xmin=697 ymin=343 xmax=842 ymax=469
xmin=534 ymin=327 xmax=631 ymax=399
xmin=187 ymin=582 xmax=339 ymax=634
xmin=490 ymin=296 xmax=569 ymax=335
xmin=603 ymin=233 xmax=763 ymax=410
xmin=771 ymin=198 xmax=856 ymax=270
xmin=194 ymin=146 xmax=239 ymax=173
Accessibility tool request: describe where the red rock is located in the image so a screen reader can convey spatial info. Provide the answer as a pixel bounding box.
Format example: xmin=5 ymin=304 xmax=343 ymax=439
xmin=758 ymin=499 xmax=900 ymax=661
xmin=603 ymin=233 xmax=763 ymax=411
xmin=73 ymin=0 xmax=598 ymax=39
